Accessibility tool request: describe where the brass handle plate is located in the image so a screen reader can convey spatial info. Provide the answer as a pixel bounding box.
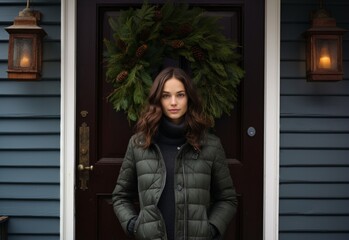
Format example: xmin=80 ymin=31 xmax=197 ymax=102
xmin=78 ymin=122 xmax=92 ymax=190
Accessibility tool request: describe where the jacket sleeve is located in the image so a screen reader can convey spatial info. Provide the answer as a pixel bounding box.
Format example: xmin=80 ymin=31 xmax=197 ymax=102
xmin=112 ymin=137 xmax=139 ymax=236
xmin=208 ymin=139 xmax=238 ymax=238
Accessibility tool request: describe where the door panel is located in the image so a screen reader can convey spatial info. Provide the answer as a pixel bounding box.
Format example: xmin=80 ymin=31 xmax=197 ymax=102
xmin=76 ymin=1 xmax=264 ymax=240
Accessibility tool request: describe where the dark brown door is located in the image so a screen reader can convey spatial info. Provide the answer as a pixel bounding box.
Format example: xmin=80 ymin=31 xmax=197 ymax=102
xmin=76 ymin=1 xmax=264 ymax=240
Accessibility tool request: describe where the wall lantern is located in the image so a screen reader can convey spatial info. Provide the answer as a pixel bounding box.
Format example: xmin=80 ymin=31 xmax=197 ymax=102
xmin=304 ymin=1 xmax=347 ymax=81
xmin=5 ymin=0 xmax=46 ymax=80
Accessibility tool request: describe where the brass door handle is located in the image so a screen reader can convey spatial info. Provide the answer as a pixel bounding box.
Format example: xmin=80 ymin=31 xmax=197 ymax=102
xmin=78 ymin=121 xmax=91 ymax=190
xmin=78 ymin=164 xmax=94 ymax=171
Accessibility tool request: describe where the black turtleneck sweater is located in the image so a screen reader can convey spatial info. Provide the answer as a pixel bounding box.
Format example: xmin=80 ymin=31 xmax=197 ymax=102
xmin=155 ymin=117 xmax=187 ymax=240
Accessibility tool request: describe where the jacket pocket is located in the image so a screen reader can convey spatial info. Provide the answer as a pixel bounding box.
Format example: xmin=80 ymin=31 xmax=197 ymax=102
xmin=204 ymin=208 xmax=215 ymax=240
xmin=133 ymin=210 xmax=143 ymax=236
xmin=134 ymin=207 xmax=165 ymax=240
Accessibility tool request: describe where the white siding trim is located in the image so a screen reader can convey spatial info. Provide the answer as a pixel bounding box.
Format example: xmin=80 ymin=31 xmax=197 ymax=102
xmin=264 ymin=0 xmax=280 ymax=239
xmin=59 ymin=0 xmax=281 ymax=239
xmin=60 ymin=0 xmax=76 ymax=239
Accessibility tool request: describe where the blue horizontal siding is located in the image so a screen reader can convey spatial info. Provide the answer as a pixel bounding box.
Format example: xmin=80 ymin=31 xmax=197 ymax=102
xmin=0 ymin=119 xmax=60 ymax=133
xmin=280 ymin=183 xmax=349 ymax=198
xmin=0 ymin=200 xmax=59 ymax=216
xmin=0 ymin=151 xmax=59 ymax=167
xmin=0 ymin=97 xmax=60 ymax=117
xmin=40 ymin=62 xmax=61 ymax=79
xmin=280 ymin=167 xmax=349 ymax=182
xmin=281 ymin=42 xmax=306 ymax=61
xmin=281 ymin=23 xmax=349 ymax=41
xmin=0 ymin=26 xmax=9 ymax=40
xmin=0 ymin=1 xmax=61 ymax=240
xmin=0 ymin=81 xmax=60 ymax=96
xmin=281 ymin=96 xmax=349 ymax=117
xmin=0 ymin=134 xmax=60 ymax=149
xmin=6 ymin=216 xmax=60 ymax=240
xmin=42 ymin=42 xmax=61 ymax=61
xmin=0 ymin=5 xmax=60 ymax=23
xmin=280 ymin=0 xmax=349 ymax=239
xmin=281 ymin=118 xmax=349 ymax=132
xmin=282 ymin=0 xmax=349 ymax=5
xmin=281 ymin=79 xmax=349 ymax=95
xmin=280 ymin=216 xmax=349 ymax=231
xmin=0 ymin=168 xmax=60 ymax=183
xmin=280 ymin=149 xmax=349 ymax=166
xmin=281 ymin=133 xmax=349 ymax=149
xmin=5 ymin=236 xmax=59 ymax=240
xmin=280 ymin=199 xmax=349 ymax=214
xmin=0 ymin=184 xmax=59 ymax=199
xmin=279 ymin=233 xmax=349 ymax=240
xmin=8 ymin=217 xmax=59 ymax=234
xmin=0 ymin=42 xmax=8 ymax=59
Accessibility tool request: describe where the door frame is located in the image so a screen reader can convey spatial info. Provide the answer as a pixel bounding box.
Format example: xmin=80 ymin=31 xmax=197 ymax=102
xmin=60 ymin=0 xmax=280 ymax=239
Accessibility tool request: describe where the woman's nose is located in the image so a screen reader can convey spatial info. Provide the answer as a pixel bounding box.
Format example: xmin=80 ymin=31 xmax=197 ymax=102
xmin=170 ymin=96 xmax=177 ymax=105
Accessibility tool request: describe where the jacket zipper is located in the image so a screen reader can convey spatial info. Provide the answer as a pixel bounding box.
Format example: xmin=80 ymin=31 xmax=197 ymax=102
xmin=177 ymin=144 xmax=188 ymax=240
xmin=182 ymin=158 xmax=187 ymax=240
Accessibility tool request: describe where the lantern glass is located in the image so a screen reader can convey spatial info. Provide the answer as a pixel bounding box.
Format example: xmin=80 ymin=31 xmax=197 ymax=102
xmin=315 ymin=38 xmax=338 ymax=71
xmin=13 ymin=37 xmax=33 ymax=68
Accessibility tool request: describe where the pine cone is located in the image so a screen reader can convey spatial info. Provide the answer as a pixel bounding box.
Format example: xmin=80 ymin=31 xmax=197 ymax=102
xmin=136 ymin=44 xmax=148 ymax=58
xmin=178 ymin=23 xmax=193 ymax=37
xmin=191 ymin=46 xmax=205 ymax=61
xmin=116 ymin=70 xmax=128 ymax=82
xmin=171 ymin=40 xmax=185 ymax=49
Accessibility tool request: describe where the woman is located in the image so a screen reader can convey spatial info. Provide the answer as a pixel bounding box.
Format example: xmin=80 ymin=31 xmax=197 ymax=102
xmin=112 ymin=67 xmax=237 ymax=240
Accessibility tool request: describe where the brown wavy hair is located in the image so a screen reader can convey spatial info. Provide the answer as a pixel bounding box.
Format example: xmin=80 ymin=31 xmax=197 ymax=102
xmin=134 ymin=67 xmax=212 ymax=150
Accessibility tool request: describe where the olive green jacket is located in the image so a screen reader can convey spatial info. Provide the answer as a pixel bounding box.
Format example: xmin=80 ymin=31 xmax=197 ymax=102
xmin=112 ymin=133 xmax=238 ymax=240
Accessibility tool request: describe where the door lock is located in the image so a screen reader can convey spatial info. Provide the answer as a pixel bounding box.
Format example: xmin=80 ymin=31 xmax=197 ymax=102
xmin=247 ymin=127 xmax=256 ymax=137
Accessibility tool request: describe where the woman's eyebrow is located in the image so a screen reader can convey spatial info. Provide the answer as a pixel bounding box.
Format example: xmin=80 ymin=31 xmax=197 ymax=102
xmin=162 ymin=90 xmax=186 ymax=93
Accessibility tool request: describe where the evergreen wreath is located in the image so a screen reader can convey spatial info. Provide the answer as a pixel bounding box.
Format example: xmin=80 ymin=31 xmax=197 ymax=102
xmin=104 ymin=2 xmax=244 ymax=122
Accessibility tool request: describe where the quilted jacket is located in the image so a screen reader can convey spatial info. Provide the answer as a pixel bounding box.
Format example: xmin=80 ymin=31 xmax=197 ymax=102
xmin=112 ymin=133 xmax=238 ymax=240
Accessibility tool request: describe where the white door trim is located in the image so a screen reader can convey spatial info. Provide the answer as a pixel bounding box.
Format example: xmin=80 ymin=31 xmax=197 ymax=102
xmin=264 ymin=0 xmax=280 ymax=239
xmin=60 ymin=0 xmax=76 ymax=239
xmin=60 ymin=0 xmax=280 ymax=239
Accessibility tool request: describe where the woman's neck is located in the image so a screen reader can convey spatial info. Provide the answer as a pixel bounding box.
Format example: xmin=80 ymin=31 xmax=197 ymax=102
xmin=155 ymin=117 xmax=186 ymax=145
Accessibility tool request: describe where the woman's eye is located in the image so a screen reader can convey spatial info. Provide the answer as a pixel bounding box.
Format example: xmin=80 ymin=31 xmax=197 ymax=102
xmin=178 ymin=93 xmax=186 ymax=98
xmin=162 ymin=94 xmax=170 ymax=99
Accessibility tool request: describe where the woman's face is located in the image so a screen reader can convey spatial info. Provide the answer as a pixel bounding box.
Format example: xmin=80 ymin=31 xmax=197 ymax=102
xmin=160 ymin=77 xmax=188 ymax=124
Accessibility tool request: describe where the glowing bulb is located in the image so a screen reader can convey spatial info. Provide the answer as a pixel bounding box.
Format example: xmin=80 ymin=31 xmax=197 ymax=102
xmin=20 ymin=54 xmax=31 ymax=67
xmin=319 ymin=47 xmax=331 ymax=69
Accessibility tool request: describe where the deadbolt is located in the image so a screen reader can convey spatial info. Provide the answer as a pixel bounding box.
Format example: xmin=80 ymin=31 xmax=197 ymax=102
xmin=247 ymin=127 xmax=256 ymax=137
xmin=80 ymin=110 xmax=88 ymax=118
